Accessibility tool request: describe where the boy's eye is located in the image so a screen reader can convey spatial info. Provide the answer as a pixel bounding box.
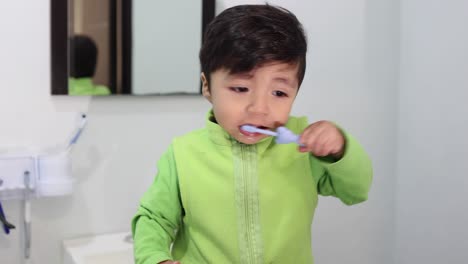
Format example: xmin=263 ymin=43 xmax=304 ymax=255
xmin=273 ymin=90 xmax=288 ymax=97
xmin=230 ymin=87 xmax=249 ymax=93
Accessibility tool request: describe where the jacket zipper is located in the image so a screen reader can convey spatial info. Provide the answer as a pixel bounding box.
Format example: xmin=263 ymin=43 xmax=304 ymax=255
xmin=234 ymin=142 xmax=263 ymax=264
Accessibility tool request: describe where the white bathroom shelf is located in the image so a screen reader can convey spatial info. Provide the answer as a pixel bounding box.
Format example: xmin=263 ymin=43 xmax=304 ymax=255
xmin=0 ymin=113 xmax=86 ymax=201
xmin=0 ymin=149 xmax=74 ymax=201
xmin=0 ymin=155 xmax=36 ymax=200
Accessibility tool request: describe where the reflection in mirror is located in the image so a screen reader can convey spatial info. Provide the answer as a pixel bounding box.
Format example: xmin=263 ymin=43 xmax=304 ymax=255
xmin=51 ymin=0 xmax=215 ymax=96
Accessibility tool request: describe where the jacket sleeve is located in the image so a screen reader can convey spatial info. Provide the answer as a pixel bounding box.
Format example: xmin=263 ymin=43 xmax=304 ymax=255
xmin=131 ymin=145 xmax=183 ymax=264
xmin=310 ymin=130 xmax=373 ymax=205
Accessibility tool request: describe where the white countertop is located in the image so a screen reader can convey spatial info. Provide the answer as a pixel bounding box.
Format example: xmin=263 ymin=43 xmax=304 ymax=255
xmin=62 ymin=231 xmax=134 ymax=264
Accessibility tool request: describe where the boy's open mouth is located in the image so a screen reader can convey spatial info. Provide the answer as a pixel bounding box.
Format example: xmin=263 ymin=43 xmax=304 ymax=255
xmin=239 ymin=124 xmax=272 ymax=136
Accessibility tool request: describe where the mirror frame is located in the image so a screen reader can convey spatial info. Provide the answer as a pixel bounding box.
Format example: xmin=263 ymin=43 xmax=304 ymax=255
xmin=51 ymin=0 xmax=215 ymax=95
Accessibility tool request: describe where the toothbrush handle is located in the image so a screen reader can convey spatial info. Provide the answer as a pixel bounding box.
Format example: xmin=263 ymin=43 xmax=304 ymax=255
xmin=24 ymin=221 xmax=31 ymax=258
xmin=254 ymin=128 xmax=277 ymax=136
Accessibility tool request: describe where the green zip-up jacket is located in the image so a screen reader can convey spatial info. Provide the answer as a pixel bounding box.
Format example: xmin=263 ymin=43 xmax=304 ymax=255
xmin=69 ymin=78 xmax=111 ymax=95
xmin=132 ymin=113 xmax=372 ymax=264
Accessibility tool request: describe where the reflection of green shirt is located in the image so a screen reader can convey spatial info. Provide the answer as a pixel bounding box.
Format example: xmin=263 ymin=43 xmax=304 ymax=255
xmin=68 ymin=78 xmax=111 ymax=95
xmin=132 ymin=112 xmax=373 ymax=264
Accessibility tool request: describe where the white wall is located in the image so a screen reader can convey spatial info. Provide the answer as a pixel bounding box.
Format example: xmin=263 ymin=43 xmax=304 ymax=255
xmin=395 ymin=1 xmax=468 ymax=263
xmin=0 ymin=0 xmax=396 ymax=263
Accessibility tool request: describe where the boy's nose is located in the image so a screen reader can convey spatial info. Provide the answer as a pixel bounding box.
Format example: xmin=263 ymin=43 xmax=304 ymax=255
xmin=247 ymin=95 xmax=269 ymax=115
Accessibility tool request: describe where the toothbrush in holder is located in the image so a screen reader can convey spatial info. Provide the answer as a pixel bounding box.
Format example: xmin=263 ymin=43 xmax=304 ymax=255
xmin=241 ymin=125 xmax=302 ymax=145
xmin=68 ymin=113 xmax=87 ymax=149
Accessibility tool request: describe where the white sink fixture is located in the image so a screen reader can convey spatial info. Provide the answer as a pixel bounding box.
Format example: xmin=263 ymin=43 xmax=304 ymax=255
xmin=62 ymin=232 xmax=134 ymax=264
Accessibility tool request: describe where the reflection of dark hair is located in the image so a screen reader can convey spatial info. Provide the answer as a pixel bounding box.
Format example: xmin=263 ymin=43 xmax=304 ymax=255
xmin=199 ymin=5 xmax=307 ymax=87
xmin=69 ymin=35 xmax=98 ymax=78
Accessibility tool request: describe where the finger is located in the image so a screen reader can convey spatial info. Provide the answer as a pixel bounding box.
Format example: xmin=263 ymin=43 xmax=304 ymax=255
xmin=329 ymin=141 xmax=343 ymax=155
xmin=312 ymin=132 xmax=326 ymax=153
xmin=311 ymin=133 xmax=331 ymax=156
xmin=302 ymin=134 xmax=324 ymax=153
xmin=318 ymin=132 xmax=345 ymax=157
xmin=313 ymin=129 xmax=343 ymax=156
xmin=300 ymin=123 xmax=327 ymax=150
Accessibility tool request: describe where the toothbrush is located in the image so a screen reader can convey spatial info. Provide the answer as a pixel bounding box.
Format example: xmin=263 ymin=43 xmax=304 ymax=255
xmin=241 ymin=125 xmax=302 ymax=145
xmin=0 ymin=201 xmax=15 ymax=234
xmin=68 ymin=113 xmax=87 ymax=148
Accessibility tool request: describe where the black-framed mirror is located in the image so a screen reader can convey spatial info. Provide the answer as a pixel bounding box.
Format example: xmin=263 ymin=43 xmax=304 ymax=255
xmin=51 ymin=0 xmax=215 ymax=96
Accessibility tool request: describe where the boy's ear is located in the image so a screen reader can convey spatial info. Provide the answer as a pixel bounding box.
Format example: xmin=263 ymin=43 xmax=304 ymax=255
xmin=201 ymin=72 xmax=212 ymax=102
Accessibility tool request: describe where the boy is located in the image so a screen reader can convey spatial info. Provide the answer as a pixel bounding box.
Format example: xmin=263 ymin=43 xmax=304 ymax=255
xmin=132 ymin=4 xmax=372 ymax=264
xmin=69 ymin=35 xmax=111 ymax=95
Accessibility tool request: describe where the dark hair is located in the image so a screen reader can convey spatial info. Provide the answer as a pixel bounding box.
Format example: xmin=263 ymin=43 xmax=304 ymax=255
xmin=200 ymin=4 xmax=307 ymax=88
xmin=69 ymin=35 xmax=98 ymax=78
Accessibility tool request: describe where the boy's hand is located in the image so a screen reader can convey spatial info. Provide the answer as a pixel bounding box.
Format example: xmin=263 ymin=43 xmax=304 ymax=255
xmin=298 ymin=121 xmax=345 ymax=159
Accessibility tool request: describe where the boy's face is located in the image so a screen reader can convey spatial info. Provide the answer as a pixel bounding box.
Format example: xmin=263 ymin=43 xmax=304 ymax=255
xmin=202 ymin=62 xmax=299 ymax=144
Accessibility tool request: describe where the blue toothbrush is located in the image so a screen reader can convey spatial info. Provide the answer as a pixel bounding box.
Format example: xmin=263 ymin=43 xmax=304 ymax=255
xmin=241 ymin=125 xmax=302 ymax=145
xmin=0 ymin=201 xmax=15 ymax=234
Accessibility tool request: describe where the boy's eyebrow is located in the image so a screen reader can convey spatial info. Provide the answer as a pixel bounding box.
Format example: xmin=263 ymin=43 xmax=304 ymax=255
xmin=226 ymin=72 xmax=298 ymax=88
xmin=273 ymin=77 xmax=297 ymax=89
xmin=226 ymin=73 xmax=254 ymax=80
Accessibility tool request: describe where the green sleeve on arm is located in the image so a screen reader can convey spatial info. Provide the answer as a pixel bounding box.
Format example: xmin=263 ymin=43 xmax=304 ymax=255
xmin=310 ymin=131 xmax=373 ymax=205
xmin=131 ymin=145 xmax=182 ymax=264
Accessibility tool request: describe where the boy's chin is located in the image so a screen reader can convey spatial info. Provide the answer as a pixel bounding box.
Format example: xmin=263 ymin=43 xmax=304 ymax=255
xmin=233 ymin=135 xmax=264 ymax=145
